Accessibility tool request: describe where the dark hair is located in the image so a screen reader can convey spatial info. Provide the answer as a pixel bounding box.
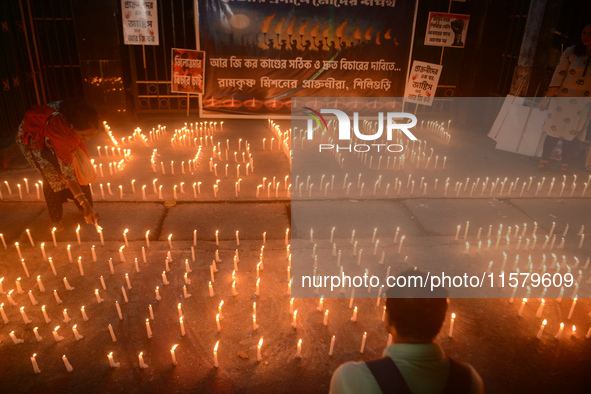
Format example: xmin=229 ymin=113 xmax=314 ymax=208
xmin=573 ymin=23 xmax=591 ymax=57
xmin=58 ymin=99 xmax=100 ymax=131
xmin=385 ymin=269 xmax=448 ymax=342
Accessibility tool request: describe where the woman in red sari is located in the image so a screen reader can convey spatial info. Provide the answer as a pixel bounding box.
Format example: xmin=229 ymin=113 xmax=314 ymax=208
xmin=16 ymin=100 xmax=101 ymax=230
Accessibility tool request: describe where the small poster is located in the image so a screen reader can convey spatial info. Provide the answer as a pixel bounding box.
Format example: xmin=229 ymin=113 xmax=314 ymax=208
xmin=122 ymin=0 xmax=159 ymax=45
xmin=171 ymin=49 xmax=205 ymax=94
xmin=404 ymin=61 xmax=442 ymax=106
xmin=424 ymin=12 xmax=469 ymax=48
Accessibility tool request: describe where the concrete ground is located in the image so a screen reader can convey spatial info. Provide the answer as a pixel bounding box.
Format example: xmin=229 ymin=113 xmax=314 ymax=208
xmin=0 ymin=116 xmax=590 ymax=393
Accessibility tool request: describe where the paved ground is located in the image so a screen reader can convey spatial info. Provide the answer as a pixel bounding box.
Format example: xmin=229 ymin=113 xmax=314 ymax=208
xmin=0 ymin=116 xmax=590 ymax=393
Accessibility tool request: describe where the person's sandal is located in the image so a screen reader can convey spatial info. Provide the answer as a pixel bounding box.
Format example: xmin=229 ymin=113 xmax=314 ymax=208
xmin=538 ymin=159 xmax=550 ymax=172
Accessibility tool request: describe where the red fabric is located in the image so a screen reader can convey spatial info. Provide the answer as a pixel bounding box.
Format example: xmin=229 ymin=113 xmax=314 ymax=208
xmin=22 ymin=104 xmax=87 ymax=164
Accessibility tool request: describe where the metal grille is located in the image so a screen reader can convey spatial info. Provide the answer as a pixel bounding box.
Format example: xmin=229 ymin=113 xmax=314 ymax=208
xmin=127 ymin=0 xmax=199 ymax=113
xmin=0 ymin=0 xmax=82 ymax=148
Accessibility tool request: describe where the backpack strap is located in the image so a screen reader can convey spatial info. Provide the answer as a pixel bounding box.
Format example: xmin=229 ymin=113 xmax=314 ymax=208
xmin=366 ymin=357 xmax=412 ymax=394
xmin=442 ymin=357 xmax=472 ymax=394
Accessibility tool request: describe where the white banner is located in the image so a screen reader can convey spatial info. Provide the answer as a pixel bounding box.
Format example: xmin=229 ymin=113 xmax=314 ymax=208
xmin=122 ymin=0 xmax=159 ymax=45
xmin=404 ymin=61 xmax=442 ymax=106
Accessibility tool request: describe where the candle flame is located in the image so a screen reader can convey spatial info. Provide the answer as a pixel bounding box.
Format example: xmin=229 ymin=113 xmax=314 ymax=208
xmin=335 ymin=20 xmax=348 ymax=38
xmin=261 ymin=13 xmax=276 ymax=34
xmin=364 ymin=27 xmax=372 ymax=40
xmin=172 ymin=344 xmax=178 ymax=351
xmin=451 ymin=313 xmax=456 ymax=319
xmin=560 ymin=322 xmax=564 ymax=328
xmin=214 ymin=340 xmax=220 ymax=352
xmin=572 ymin=325 xmax=576 ymax=333
xmin=259 ymin=337 xmax=264 ymax=346
xmin=274 ymin=17 xmax=285 ymax=35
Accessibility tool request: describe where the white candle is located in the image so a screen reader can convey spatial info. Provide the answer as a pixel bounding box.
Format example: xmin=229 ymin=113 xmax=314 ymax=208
xmin=62 ymin=309 xmax=70 ymax=323
xmin=10 ymin=331 xmax=24 ymax=344
xmin=170 ymin=345 xmax=179 ymax=366
xmin=72 ymin=324 xmax=84 ymax=341
xmin=567 ymin=297 xmax=577 ymax=320
xmin=296 ymin=339 xmax=302 ymax=358
xmin=213 ymin=341 xmax=220 ymax=367
xmin=31 ymin=354 xmax=41 ymax=374
xmin=26 ymin=229 xmax=35 ymax=246
xmin=138 ymin=352 xmax=149 ymax=369
xmin=536 ymin=319 xmax=547 ymax=339
xmin=360 ymin=332 xmax=367 ymax=353
xmin=27 ymin=291 xmax=38 ymax=305
xmin=329 ymin=335 xmax=335 ymax=356
xmin=257 ymin=337 xmax=263 ymax=361
xmin=146 ymin=319 xmax=153 ymax=339
xmin=116 ymin=300 xmax=123 ymax=320
xmin=108 ymin=324 xmax=117 ymax=342
xmin=536 ymin=299 xmax=545 ymax=318
xmin=351 ymin=306 xmax=358 ymax=322
xmin=555 ymin=322 xmax=564 ymax=339
xmin=52 ymin=326 xmax=64 ymax=342
xmin=449 ymin=313 xmax=456 ymax=337
xmin=108 ymin=352 xmax=120 ymax=368
xmin=180 ymin=316 xmax=186 ymax=336
xmin=62 ymin=355 xmax=73 ymax=372
xmin=518 ymin=298 xmax=527 ymax=316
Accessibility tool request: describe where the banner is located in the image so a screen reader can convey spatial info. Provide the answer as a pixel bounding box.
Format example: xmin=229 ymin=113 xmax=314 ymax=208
xmin=404 ymin=61 xmax=442 ymax=106
xmin=121 ymin=0 xmax=159 ymax=45
xmin=424 ymin=12 xmax=469 ymax=48
xmin=198 ymin=0 xmax=417 ymax=116
xmin=171 ymin=49 xmax=205 ymax=94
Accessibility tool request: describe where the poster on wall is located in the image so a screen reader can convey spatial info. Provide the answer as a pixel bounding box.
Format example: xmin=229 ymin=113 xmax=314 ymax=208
xmin=121 ymin=0 xmax=159 ymax=45
xmin=424 ymin=12 xmax=469 ymax=48
xmin=404 ymin=60 xmax=442 ymax=106
xmin=198 ymin=0 xmax=417 ymax=116
xmin=171 ymin=49 xmax=205 ymax=94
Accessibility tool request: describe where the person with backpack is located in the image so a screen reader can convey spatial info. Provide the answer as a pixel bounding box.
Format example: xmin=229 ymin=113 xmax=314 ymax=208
xmin=16 ymin=100 xmax=101 ymax=231
xmin=330 ymin=270 xmax=483 ymax=394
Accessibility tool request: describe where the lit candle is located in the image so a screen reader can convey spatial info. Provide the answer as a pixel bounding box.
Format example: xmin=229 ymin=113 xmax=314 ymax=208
xmin=360 ymin=332 xmax=367 ymax=353
xmin=31 ymin=354 xmax=41 ymax=374
xmin=1 ymin=303 xmax=8 ymax=324
xmin=536 ymin=299 xmax=545 ymax=318
xmin=9 ymin=331 xmax=24 ymax=344
xmin=292 ymin=310 xmax=297 ymax=328
xmin=52 ymin=326 xmax=64 ymax=342
xmin=213 ymin=341 xmax=220 ymax=367
xmin=138 ymin=352 xmax=149 ymax=369
xmin=62 ymin=309 xmax=71 ymax=323
xmin=15 ymin=242 xmax=23 ymax=260
xmin=518 ymin=298 xmax=527 ymax=316
xmin=449 ymin=313 xmax=456 ymax=337
xmin=62 ymin=355 xmax=73 ymax=372
xmin=555 ymin=322 xmax=564 ymax=339
xmin=567 ymin=297 xmax=577 ymax=320
xmin=257 ymin=337 xmax=263 ymax=361
xmin=145 ymin=319 xmax=153 ymax=339
xmin=33 ymin=327 xmax=42 ymax=342
xmin=72 ymin=324 xmax=84 ymax=341
xmin=296 ymin=339 xmax=302 ymax=358
xmin=351 ymin=306 xmax=358 ymax=322
xmin=76 ymin=224 xmax=81 ymax=245
xmin=253 ymin=314 xmax=259 ymax=331
xmin=180 ymin=316 xmax=186 ymax=336
xmin=26 ymin=229 xmax=35 ymax=246
xmin=20 ymin=306 xmax=32 ymax=324
xmin=108 ymin=352 xmax=120 ymax=368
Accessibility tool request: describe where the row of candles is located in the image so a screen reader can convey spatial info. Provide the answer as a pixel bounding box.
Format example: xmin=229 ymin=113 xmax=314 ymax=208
xmin=286 ymin=172 xmax=591 ymax=199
